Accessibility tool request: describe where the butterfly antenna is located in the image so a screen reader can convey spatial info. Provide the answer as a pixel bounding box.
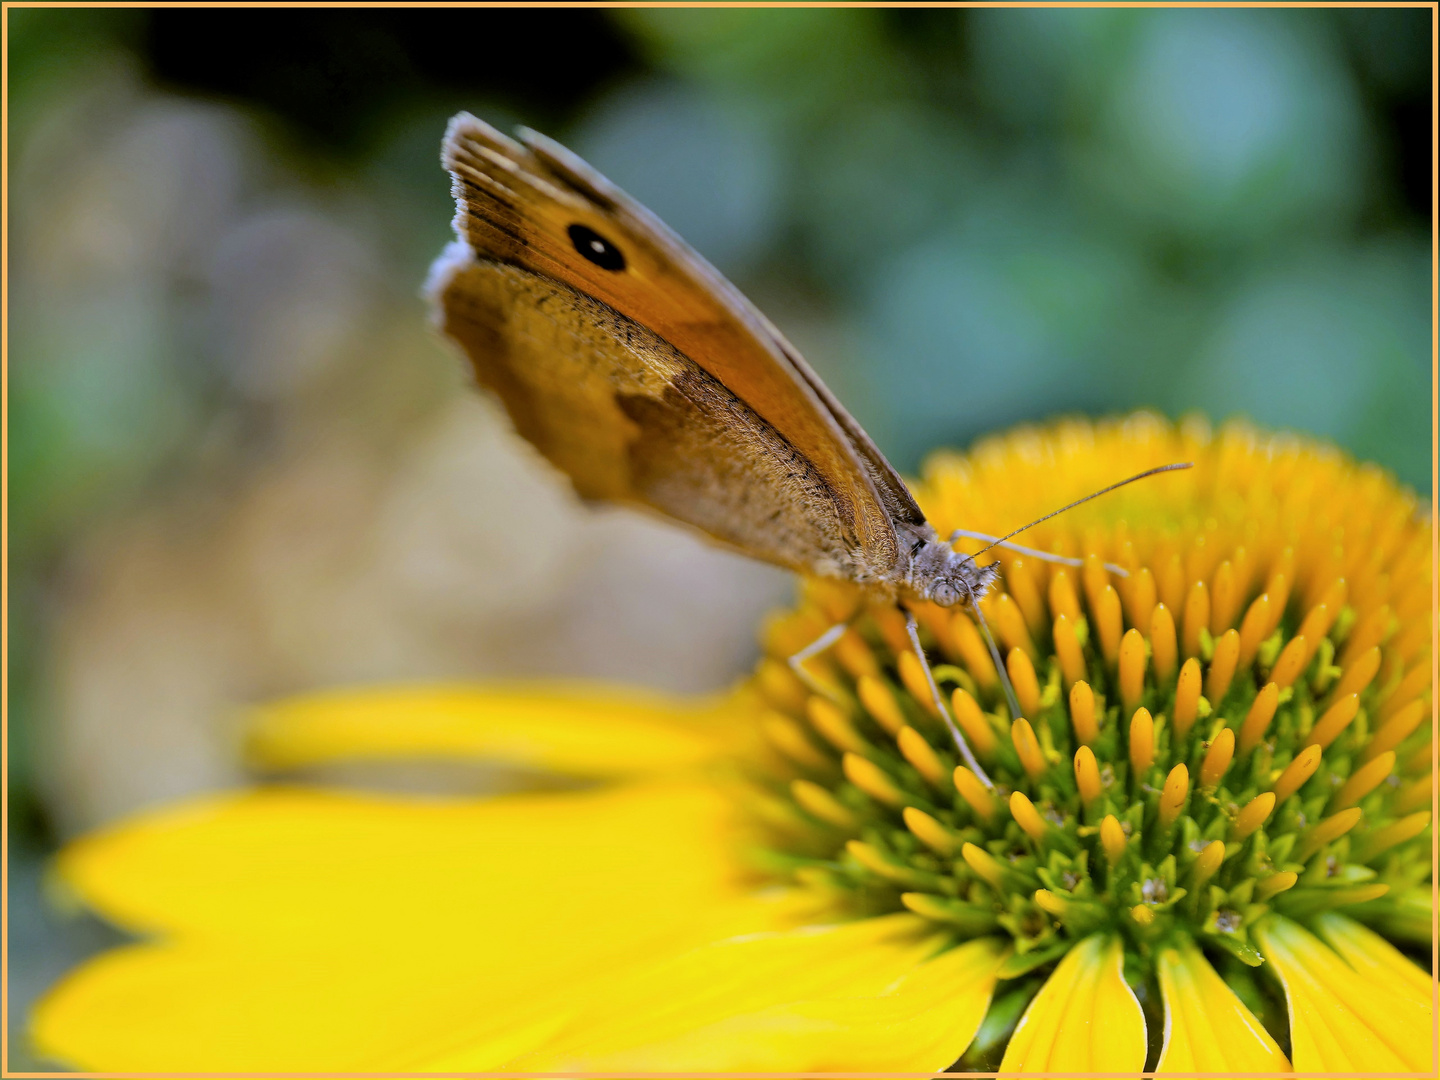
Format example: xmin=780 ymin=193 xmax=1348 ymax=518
xmin=972 ymin=462 xmax=1192 ymax=558
xmin=904 ymin=611 xmax=994 ymax=788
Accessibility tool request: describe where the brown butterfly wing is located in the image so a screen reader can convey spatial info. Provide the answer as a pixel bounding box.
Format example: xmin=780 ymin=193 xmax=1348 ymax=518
xmin=430 ymin=112 xmax=927 ymax=585
xmin=435 ymin=255 xmax=875 ymax=578
xmin=509 ymin=123 xmax=929 ymax=537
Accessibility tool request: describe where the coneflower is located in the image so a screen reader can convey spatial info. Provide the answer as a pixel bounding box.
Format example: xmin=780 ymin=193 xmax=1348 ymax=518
xmin=33 ymin=414 xmax=1433 ymax=1072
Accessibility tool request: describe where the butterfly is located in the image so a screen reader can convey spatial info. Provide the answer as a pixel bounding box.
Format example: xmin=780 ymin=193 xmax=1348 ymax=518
xmin=426 ymin=111 xmax=999 ymax=612
xmin=426 ymin=112 xmax=1186 ymax=781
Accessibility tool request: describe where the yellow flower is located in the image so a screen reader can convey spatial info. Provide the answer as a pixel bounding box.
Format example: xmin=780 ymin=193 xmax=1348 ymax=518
xmin=32 ymin=414 xmax=1435 ymax=1071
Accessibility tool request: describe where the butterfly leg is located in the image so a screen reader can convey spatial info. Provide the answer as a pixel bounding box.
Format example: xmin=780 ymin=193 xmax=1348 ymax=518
xmin=786 ymin=620 xmax=850 ymax=703
xmin=903 ymin=610 xmax=995 ymax=789
xmin=948 ymin=529 xmax=1129 ymax=578
xmin=954 ymin=578 xmax=1025 ymax=728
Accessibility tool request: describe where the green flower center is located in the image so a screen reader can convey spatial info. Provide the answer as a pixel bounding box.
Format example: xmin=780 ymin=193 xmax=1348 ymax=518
xmin=745 ymin=473 xmax=1430 ymax=1061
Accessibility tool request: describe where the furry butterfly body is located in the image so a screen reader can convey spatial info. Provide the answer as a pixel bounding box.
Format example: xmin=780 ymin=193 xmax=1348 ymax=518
xmin=428 ymin=112 xmax=997 ymax=607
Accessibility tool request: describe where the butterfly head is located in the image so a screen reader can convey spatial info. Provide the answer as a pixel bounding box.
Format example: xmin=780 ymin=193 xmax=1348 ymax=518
xmin=908 ymin=538 xmax=1000 ymax=609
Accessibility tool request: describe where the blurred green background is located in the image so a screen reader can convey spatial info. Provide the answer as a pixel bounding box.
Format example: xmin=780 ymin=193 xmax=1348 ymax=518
xmin=6 ymin=6 xmax=1432 ymax=1056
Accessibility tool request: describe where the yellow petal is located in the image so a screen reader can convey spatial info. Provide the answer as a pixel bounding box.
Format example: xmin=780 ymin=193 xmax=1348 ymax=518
xmin=517 ymin=916 xmax=1006 ymax=1071
xmin=246 ymin=682 xmax=727 ymax=775
xmin=54 ymin=782 xmax=750 ymax=942
xmin=35 ymin=941 xmax=577 ymax=1072
xmin=33 ymin=782 xmax=786 ymax=1070
xmin=1156 ymin=943 xmax=1290 ymax=1071
xmin=1313 ymin=912 xmax=1434 ymax=1003
xmin=1000 ymin=935 xmax=1146 ymax=1072
xmin=1256 ymin=916 xmax=1433 ymax=1070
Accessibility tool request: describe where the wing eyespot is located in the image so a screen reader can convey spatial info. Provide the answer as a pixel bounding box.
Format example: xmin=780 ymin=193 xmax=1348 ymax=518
xmin=567 ymin=224 xmax=626 ymax=271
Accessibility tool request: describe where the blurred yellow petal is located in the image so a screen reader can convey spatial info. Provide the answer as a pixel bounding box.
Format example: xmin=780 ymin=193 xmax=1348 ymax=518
xmin=247 ymin=682 xmax=727 ymax=775
xmin=517 ymin=916 xmax=1005 ymax=1071
xmin=52 ymin=781 xmax=749 ymax=942
xmin=33 ymin=782 xmax=791 ymax=1070
xmin=1314 ymin=912 xmax=1434 ymax=1003
xmin=34 ymin=940 xmax=576 ymax=1071
xmin=1256 ymin=916 xmax=1433 ymax=1070
xmin=999 ymin=935 xmax=1146 ymax=1072
xmin=1156 ymin=943 xmax=1289 ymax=1071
